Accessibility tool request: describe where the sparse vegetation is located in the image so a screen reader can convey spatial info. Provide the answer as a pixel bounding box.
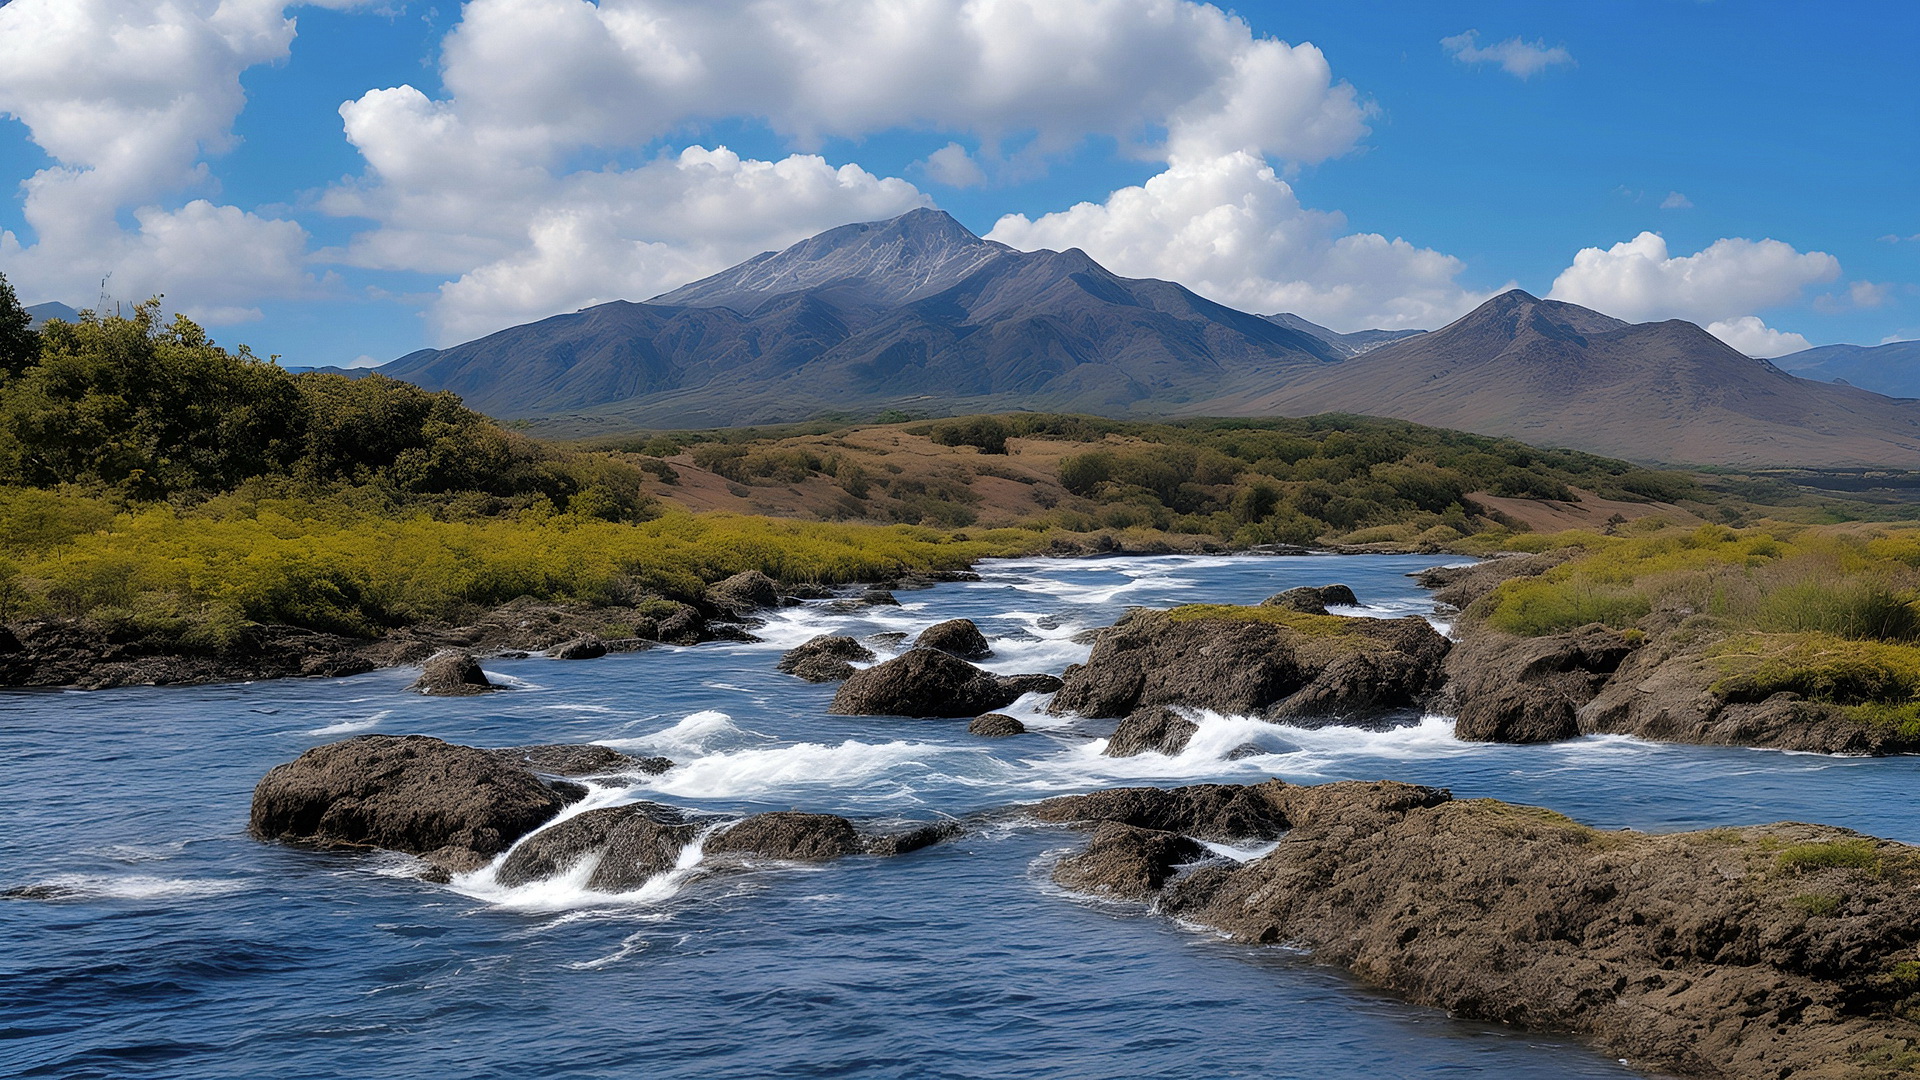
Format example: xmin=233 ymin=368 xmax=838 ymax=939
xmin=1776 ymin=839 xmax=1882 ymax=875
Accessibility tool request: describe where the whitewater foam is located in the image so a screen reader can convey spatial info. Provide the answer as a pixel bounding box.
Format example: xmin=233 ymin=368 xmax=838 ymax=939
xmin=308 ymin=708 xmax=392 ymax=736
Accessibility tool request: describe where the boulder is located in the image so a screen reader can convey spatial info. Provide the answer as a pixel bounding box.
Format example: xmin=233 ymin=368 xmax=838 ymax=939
xmin=1261 ymin=584 xmax=1360 ymax=614
xmin=546 ymin=634 xmax=607 ymax=660
xmin=860 ymin=588 xmax=899 ymax=606
xmin=1446 ymin=624 xmax=1639 ymax=743
xmin=777 ymin=634 xmax=874 ymax=683
xmin=0 ymin=626 xmax=20 ymax=654
xmin=914 ymin=618 xmax=991 ymax=659
xmin=408 ymin=650 xmax=497 ymax=696
xmin=1029 ymin=782 xmax=1293 ymax=842
xmin=494 ymin=802 xmax=695 ymax=891
xmin=705 ymin=811 xmax=862 ymax=862
xmin=1052 ymin=821 xmax=1209 ymax=898
xmin=864 ymin=821 xmax=964 ymax=856
xmin=828 ymin=648 xmax=1056 ymax=718
xmin=487 ymin=744 xmax=672 ymax=777
xmin=968 ymin=713 xmax=1026 ymax=737
xmin=1050 ymin=608 xmax=1449 ymax=722
xmin=248 ymin=735 xmax=578 ymax=873
xmin=653 ymin=604 xmax=706 ymax=645
xmin=1103 ymin=706 xmax=1198 ymax=757
xmin=707 ymin=570 xmax=781 ymax=614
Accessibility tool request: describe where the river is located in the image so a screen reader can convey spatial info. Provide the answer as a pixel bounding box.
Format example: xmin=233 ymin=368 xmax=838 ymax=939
xmin=7 ymin=553 xmax=1918 ymax=1079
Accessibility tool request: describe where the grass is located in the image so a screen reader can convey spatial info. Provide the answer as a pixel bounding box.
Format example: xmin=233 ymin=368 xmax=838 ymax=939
xmin=1776 ymin=838 xmax=1882 ymax=875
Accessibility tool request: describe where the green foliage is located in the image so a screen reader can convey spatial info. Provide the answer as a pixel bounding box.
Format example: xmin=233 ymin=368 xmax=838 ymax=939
xmin=928 ymin=415 xmax=1010 ymax=455
xmin=1776 ymin=839 xmax=1881 ymax=874
xmin=0 ymin=271 xmax=38 ymax=377
xmin=1789 ymin=891 xmax=1843 ymax=916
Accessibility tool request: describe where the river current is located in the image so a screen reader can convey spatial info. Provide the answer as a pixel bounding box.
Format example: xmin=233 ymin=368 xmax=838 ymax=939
xmin=6 ymin=553 xmax=1919 ymax=1079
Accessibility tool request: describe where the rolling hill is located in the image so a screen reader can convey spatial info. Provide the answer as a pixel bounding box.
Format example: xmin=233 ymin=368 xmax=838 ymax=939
xmin=1773 ymin=340 xmax=1920 ymax=399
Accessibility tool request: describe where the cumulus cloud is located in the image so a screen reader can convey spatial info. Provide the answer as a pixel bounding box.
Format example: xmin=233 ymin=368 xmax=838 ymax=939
xmin=986 ymin=151 xmax=1493 ymax=331
xmin=429 ymin=147 xmax=928 ymax=341
xmin=920 ymin=143 xmax=988 ymax=188
xmin=1705 ymin=316 xmax=1813 ymax=358
xmin=1547 ymin=231 xmax=1840 ymax=324
xmin=1659 ymin=191 xmax=1693 ymax=210
xmin=0 ymin=0 xmax=354 ymax=318
xmin=1441 ymin=30 xmax=1574 ymax=78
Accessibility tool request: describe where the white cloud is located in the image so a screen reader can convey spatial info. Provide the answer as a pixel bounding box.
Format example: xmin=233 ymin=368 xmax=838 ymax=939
xmin=1659 ymin=191 xmax=1692 ymax=210
xmin=986 ymin=151 xmax=1492 ymax=332
xmin=1705 ymin=316 xmax=1812 ymax=358
xmin=1441 ymin=30 xmax=1574 ymax=78
xmin=430 ymin=147 xmax=929 ymax=341
xmin=921 ymin=143 xmax=988 ymax=188
xmin=0 ymin=0 xmax=355 ymax=319
xmin=1547 ymin=231 xmax=1840 ymax=324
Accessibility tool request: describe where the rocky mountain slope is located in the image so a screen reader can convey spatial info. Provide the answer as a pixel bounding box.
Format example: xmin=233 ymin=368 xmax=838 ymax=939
xmin=1206 ymin=290 xmax=1920 ymax=468
xmin=1775 ymin=339 xmax=1920 ymax=399
xmin=378 ymin=209 xmax=1337 ymax=426
xmin=1261 ymin=311 xmax=1425 ymax=357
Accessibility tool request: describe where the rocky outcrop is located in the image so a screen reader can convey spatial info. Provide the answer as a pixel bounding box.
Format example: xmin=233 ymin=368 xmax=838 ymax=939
xmin=495 ymin=802 xmax=695 ymax=891
xmin=1416 ymin=550 xmax=1570 ymax=613
xmin=828 ymin=648 xmax=1059 ymax=717
xmin=410 ymin=650 xmax=497 ymax=696
xmin=1261 ymin=584 xmax=1359 ymax=614
xmin=914 ymin=618 xmax=991 ymax=659
xmin=1051 ymin=609 xmax=1449 ymax=722
xmin=546 ymin=634 xmax=607 ymax=660
xmin=706 ymin=570 xmax=781 ymax=615
xmin=486 ymin=744 xmax=672 ymax=777
xmin=1050 ymin=780 xmax=1920 ymax=1080
xmin=249 ymin=735 xmax=581 ymax=875
xmin=1102 ymin=706 xmax=1197 ymax=757
xmin=967 ymin=713 xmax=1025 ymax=737
xmin=777 ymin=634 xmax=874 ymax=682
xmin=1445 ymin=624 xmax=1639 ymax=743
xmin=704 ymin=811 xmax=863 ymax=861
xmin=1029 ymin=782 xmax=1297 ymax=842
xmin=1052 ymin=822 xmax=1207 ymax=898
xmin=864 ymin=820 xmax=964 ymax=856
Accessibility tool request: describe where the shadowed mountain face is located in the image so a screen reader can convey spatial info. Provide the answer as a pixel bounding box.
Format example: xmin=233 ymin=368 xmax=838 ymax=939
xmin=1201 ymin=290 xmax=1920 ymax=468
xmin=24 ymin=302 xmax=79 ymax=328
xmin=377 ymin=210 xmax=1339 ymax=425
xmin=1774 ymin=340 xmax=1920 ymax=399
xmin=1262 ymin=312 xmax=1426 ymax=358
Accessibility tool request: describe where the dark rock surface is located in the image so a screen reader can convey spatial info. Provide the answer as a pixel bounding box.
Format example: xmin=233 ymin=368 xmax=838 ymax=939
xmin=1052 ymin=821 xmax=1208 ymax=898
xmin=1051 ymin=609 xmax=1448 ymax=722
xmin=1261 ymin=584 xmax=1359 ymax=614
xmin=410 ymin=650 xmax=497 ymax=696
xmin=487 ymin=744 xmax=672 ymax=777
xmin=705 ymin=811 xmax=863 ymax=862
xmin=1029 ymin=782 xmax=1296 ymax=842
xmin=1105 ymin=780 xmax=1920 ymax=1080
xmin=828 ymin=648 xmax=1056 ymax=718
xmin=864 ymin=821 xmax=964 ymax=856
xmin=249 ymin=735 xmax=578 ymax=874
xmin=777 ymin=634 xmax=874 ymax=682
xmin=967 ymin=713 xmax=1026 ymax=737
xmin=914 ymin=618 xmax=991 ymax=659
xmin=494 ymin=803 xmax=695 ymax=891
xmin=1102 ymin=706 xmax=1198 ymax=757
xmin=1446 ymin=624 xmax=1639 ymax=743
xmin=1415 ymin=551 xmax=1570 ymax=613
xmin=707 ymin=570 xmax=781 ymax=615
xmin=546 ymin=634 xmax=607 ymax=660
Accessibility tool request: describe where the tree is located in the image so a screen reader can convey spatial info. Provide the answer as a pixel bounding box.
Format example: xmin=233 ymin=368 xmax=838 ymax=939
xmin=0 ymin=271 xmax=39 ymax=377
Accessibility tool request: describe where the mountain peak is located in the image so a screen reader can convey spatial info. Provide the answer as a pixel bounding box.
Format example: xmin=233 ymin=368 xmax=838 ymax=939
xmin=649 ymin=207 xmax=1010 ymax=314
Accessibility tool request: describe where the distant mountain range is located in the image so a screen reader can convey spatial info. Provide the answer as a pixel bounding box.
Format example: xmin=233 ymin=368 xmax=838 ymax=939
xmin=1774 ymin=340 xmax=1920 ymax=399
xmin=1201 ymin=290 xmax=1920 ymax=468
xmin=25 ymin=301 xmax=78 ymax=327
xmin=331 ymin=209 xmax=1920 ymax=467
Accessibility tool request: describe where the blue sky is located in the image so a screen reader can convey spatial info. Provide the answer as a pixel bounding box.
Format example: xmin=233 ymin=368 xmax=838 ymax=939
xmin=0 ymin=0 xmax=1913 ymax=368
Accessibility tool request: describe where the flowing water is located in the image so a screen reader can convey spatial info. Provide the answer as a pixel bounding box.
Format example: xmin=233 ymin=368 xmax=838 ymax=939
xmin=6 ymin=553 xmax=1919 ymax=1079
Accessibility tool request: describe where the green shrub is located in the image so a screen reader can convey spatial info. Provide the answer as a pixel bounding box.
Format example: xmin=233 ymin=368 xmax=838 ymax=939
xmin=929 ymin=416 xmax=1010 ymax=455
xmin=1777 ymin=839 xmax=1881 ymax=874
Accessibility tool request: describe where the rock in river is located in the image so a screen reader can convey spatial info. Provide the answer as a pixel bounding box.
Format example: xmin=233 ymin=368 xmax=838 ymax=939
xmin=914 ymin=618 xmax=991 ymax=660
xmin=249 ymin=735 xmax=581 ymax=874
xmin=1260 ymin=584 xmax=1359 ymax=614
xmin=705 ymin=811 xmax=863 ymax=861
xmin=494 ymin=802 xmax=695 ymax=891
xmin=409 ymin=650 xmax=497 ymax=695
xmin=829 ymin=648 xmax=1059 ymax=718
xmin=778 ymin=634 xmax=874 ymax=682
xmin=1102 ymin=706 xmax=1197 ymax=757
xmin=1050 ymin=606 xmax=1448 ymax=722
xmin=968 ymin=713 xmax=1026 ymax=737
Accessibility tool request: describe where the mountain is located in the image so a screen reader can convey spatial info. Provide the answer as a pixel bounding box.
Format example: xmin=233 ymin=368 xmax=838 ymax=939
xmin=1262 ymin=312 xmax=1426 ymax=358
xmin=377 ymin=210 xmax=1339 ymax=426
xmin=1772 ymin=340 xmax=1920 ymax=399
xmin=25 ymin=301 xmax=79 ymax=327
xmin=1200 ymin=290 xmax=1920 ymax=468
